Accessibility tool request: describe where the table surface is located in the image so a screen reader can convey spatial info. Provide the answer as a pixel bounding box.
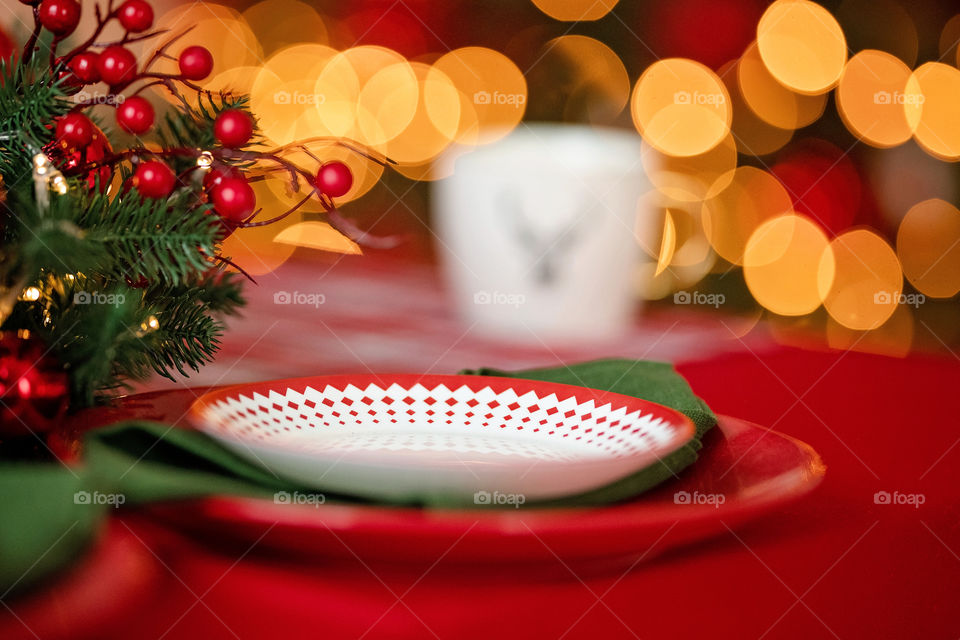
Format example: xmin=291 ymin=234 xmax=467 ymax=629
xmin=3 ymin=255 xmax=959 ymax=640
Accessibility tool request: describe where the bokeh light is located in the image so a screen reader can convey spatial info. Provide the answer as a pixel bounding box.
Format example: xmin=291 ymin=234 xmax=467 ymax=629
xmin=242 ymin=0 xmax=329 ymax=55
xmin=530 ymin=0 xmax=618 ymax=21
xmin=631 ymin=58 xmax=731 ymax=157
xmin=756 ymin=0 xmax=847 ymax=95
xmin=737 ymin=42 xmax=826 ymax=130
xmin=545 ymin=36 xmax=630 ymax=125
xmin=819 ymin=229 xmax=903 ymax=330
xmin=826 ymin=303 xmax=914 ymax=357
xmin=836 ymin=50 xmax=914 ymax=148
xmin=642 ymin=133 xmax=737 ymax=202
xmin=744 ymin=214 xmax=834 ymax=316
xmin=432 ymin=47 xmax=527 ymax=145
xmin=702 ymin=166 xmax=793 ymax=264
xmin=718 ymin=60 xmax=793 ymax=156
xmin=906 ymin=63 xmax=960 ymax=161
xmin=274 ymin=221 xmax=361 ymax=254
xmin=897 ymin=199 xmax=960 ymax=298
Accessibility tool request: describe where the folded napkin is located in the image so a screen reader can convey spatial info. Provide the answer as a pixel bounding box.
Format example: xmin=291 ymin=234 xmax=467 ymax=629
xmin=0 ymin=359 xmax=715 ymax=595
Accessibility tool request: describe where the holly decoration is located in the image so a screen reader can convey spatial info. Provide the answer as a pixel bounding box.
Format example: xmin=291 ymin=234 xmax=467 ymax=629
xmin=214 ymin=109 xmax=253 ymax=148
xmin=178 ymin=46 xmax=214 ymax=81
xmin=38 ymin=0 xmax=82 ymax=37
xmin=1 ymin=0 xmax=392 ymax=412
xmin=0 ymin=333 xmax=68 ymax=438
xmin=116 ymin=95 xmax=155 ymax=134
xmin=316 ymin=161 xmax=353 ymax=198
xmin=132 ymin=159 xmax=175 ymax=198
xmin=117 ymin=0 xmax=154 ymax=33
xmin=55 ymin=113 xmax=94 ymax=148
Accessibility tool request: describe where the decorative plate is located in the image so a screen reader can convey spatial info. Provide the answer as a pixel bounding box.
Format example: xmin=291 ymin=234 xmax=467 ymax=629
xmin=187 ymin=374 xmax=696 ymax=503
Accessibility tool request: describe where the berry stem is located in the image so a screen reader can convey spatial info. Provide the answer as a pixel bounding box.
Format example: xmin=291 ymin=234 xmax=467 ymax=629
xmin=60 ymin=0 xmax=120 ymax=65
xmin=22 ymin=4 xmax=43 ymax=64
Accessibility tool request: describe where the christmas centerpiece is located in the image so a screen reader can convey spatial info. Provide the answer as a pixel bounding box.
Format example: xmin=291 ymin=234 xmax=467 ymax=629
xmin=0 ymin=0 xmax=387 ymax=437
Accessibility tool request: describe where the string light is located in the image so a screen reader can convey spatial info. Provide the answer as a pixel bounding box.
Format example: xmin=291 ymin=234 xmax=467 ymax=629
xmin=20 ymin=287 xmax=41 ymax=302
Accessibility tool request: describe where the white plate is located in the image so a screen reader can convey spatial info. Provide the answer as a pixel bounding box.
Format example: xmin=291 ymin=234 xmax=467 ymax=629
xmin=188 ymin=374 xmax=695 ymax=504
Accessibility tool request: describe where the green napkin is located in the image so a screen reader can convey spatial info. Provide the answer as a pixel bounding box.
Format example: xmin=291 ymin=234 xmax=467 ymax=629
xmin=0 ymin=359 xmax=714 ymax=595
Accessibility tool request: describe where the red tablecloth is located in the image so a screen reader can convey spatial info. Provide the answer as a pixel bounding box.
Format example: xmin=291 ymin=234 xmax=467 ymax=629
xmin=4 ymin=257 xmax=958 ymax=639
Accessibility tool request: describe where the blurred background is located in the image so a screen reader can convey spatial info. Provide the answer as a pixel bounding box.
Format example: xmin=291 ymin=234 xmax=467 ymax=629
xmin=3 ymin=0 xmax=960 ymax=370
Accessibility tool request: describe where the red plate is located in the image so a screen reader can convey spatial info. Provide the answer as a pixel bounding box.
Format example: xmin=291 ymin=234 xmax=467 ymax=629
xmin=57 ymin=389 xmax=825 ymax=574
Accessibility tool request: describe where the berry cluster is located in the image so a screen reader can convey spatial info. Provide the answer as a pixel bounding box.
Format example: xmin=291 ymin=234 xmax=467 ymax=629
xmin=30 ymin=0 xmax=361 ymax=233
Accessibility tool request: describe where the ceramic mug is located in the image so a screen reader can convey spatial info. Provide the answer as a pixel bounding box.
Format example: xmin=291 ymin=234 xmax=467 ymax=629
xmin=433 ymin=124 xmax=654 ymax=342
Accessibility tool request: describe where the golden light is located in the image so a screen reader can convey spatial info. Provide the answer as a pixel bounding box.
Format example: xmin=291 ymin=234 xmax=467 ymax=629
xmin=273 ymin=221 xmax=361 ymax=255
xmin=756 ymin=0 xmax=847 ymax=95
xmin=21 ymin=287 xmax=41 ymax=302
xmin=737 ymin=42 xmax=827 ymax=130
xmin=656 ymin=210 xmax=677 ymax=276
xmin=819 ymin=229 xmax=903 ymax=331
xmin=940 ymin=15 xmax=960 ymax=67
xmin=531 ymin=0 xmax=618 ymax=21
xmin=701 ymin=167 xmax=793 ymax=264
xmin=897 ymin=199 xmax=960 ymax=298
xmin=631 ymin=58 xmax=731 ymax=157
xmin=905 ymin=63 xmax=960 ymax=161
xmin=154 ymin=4 xmax=263 ymax=83
xmin=221 ymin=180 xmax=305 ymax=276
xmin=205 ymin=66 xmax=262 ymax=96
xmin=836 ymin=50 xmax=914 ymax=148
xmin=386 ymin=62 xmax=461 ymax=165
xmin=356 ymin=61 xmax=419 ymax=147
xmin=432 ymin=47 xmax=527 ymax=146
xmin=545 ymin=35 xmax=630 ymax=125
xmin=826 ymin=304 xmax=913 ymax=357
xmin=744 ymin=214 xmax=834 ymax=316
xmin=642 ymin=133 xmax=737 ymax=202
xmin=242 ymin=0 xmax=329 ymax=54
xmin=718 ymin=59 xmax=793 ymax=157
xmin=250 ymin=44 xmax=338 ymax=145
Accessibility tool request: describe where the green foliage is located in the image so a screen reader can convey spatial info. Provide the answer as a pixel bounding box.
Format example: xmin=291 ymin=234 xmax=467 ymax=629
xmin=0 ymin=59 xmax=253 ymax=407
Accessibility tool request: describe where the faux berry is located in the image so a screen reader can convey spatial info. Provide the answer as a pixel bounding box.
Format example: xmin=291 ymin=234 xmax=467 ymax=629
xmin=68 ymin=51 xmax=100 ymax=84
xmin=132 ymin=160 xmax=176 ymax=199
xmin=56 ymin=113 xmax=94 ymax=148
xmin=178 ymin=46 xmax=214 ymax=81
xmin=116 ymin=96 xmax=155 ymax=135
xmin=38 ymin=0 xmax=81 ymax=36
xmin=202 ymin=165 xmax=239 ymax=191
xmin=315 ymin=161 xmax=353 ymax=198
xmin=97 ymin=46 xmax=137 ymax=86
xmin=213 ymin=110 xmax=253 ymax=148
xmin=117 ymin=0 xmax=153 ymax=33
xmin=211 ymin=177 xmax=256 ymax=223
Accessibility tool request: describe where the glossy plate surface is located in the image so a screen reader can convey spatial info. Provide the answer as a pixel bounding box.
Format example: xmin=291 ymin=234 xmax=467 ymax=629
xmin=188 ymin=374 xmax=695 ymax=503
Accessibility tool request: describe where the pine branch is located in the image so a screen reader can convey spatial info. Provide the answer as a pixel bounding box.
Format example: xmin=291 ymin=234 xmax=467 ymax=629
xmin=0 ymin=58 xmax=70 ymax=175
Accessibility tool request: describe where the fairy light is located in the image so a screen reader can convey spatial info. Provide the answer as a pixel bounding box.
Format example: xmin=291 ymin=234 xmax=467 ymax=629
xmin=139 ymin=315 xmax=160 ymax=334
xmin=197 ymin=151 xmax=214 ymax=169
xmin=20 ymin=286 xmax=41 ymax=302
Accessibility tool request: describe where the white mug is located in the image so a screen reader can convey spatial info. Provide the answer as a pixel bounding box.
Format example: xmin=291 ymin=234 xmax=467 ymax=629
xmin=433 ymin=124 xmax=654 ymax=343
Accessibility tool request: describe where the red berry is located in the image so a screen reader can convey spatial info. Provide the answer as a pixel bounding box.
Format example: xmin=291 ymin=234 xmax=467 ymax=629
xmin=178 ymin=46 xmax=214 ymax=81
xmin=213 ymin=110 xmax=253 ymax=148
xmin=133 ymin=160 xmax=176 ymax=199
xmin=211 ymin=176 xmax=256 ymax=222
xmin=68 ymin=51 xmax=100 ymax=84
xmin=56 ymin=113 xmax=94 ymax=148
xmin=315 ymin=161 xmax=353 ymax=198
xmin=97 ymin=46 xmax=137 ymax=86
xmin=117 ymin=0 xmax=153 ymax=33
xmin=202 ymin=165 xmax=239 ymax=191
xmin=116 ymin=96 xmax=155 ymax=135
xmin=38 ymin=0 xmax=81 ymax=36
